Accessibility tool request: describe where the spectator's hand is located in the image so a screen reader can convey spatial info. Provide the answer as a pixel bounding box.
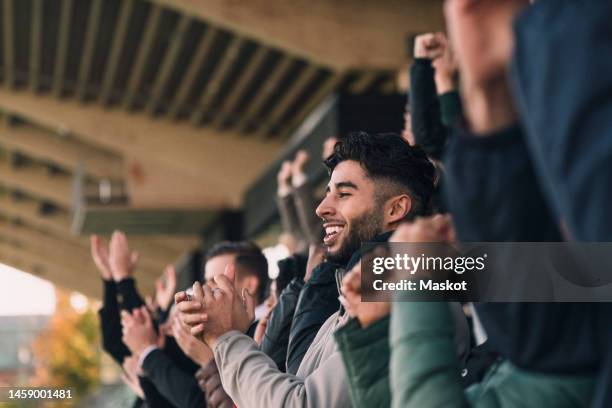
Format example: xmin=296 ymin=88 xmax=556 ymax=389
xmin=172 ymin=315 xmax=213 ymax=366
xmin=444 ymin=0 xmax=528 ymax=133
xmin=414 ymin=32 xmax=446 ymax=60
xmin=291 ymin=150 xmax=309 ymax=188
xmin=277 ymin=160 xmax=292 ymax=197
xmin=156 ymin=265 xmax=177 ymax=312
xmin=121 ymin=355 xmax=144 ymax=399
xmin=121 ymin=306 xmax=158 ymax=355
xmin=176 ymin=282 xmax=209 ymax=341
xmin=322 ymin=137 xmax=338 ymax=160
xmin=200 ymin=268 xmax=255 ymax=349
xmin=109 ymin=230 xmax=139 ymax=281
xmin=431 ymin=33 xmax=458 ymax=94
xmin=305 ymin=244 xmax=326 ymax=282
xmin=90 ymin=235 xmax=112 ymax=281
xmin=390 ymin=214 xmax=456 ymax=244
xmin=341 ymin=262 xmax=390 ymax=328
xmin=196 ymin=361 xmax=234 ymax=408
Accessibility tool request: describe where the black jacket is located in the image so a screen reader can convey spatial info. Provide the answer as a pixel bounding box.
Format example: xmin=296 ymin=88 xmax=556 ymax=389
xmin=286 ymin=262 xmax=341 ymax=374
xmin=141 ymin=348 xmax=204 ymax=408
xmin=260 ymin=278 xmax=304 ymax=371
xmin=409 ymin=58 xmax=449 ymax=160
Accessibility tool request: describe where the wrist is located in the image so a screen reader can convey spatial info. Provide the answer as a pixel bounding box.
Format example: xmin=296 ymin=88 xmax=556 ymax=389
xmin=435 ymin=73 xmax=456 ymax=95
xmin=462 ymin=80 xmax=518 ymax=134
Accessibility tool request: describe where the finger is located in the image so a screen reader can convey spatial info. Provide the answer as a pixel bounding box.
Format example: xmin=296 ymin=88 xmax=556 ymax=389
xmin=214 ymin=274 xmax=234 ymax=296
xmin=202 ymin=284 xmax=214 ymax=305
xmin=204 ymin=374 xmax=222 ymax=393
xmin=242 ymin=289 xmax=256 ymax=322
xmin=167 ymin=265 xmax=177 ymax=286
xmin=176 ymin=300 xmax=202 ymax=313
xmin=192 ymin=281 xmax=205 ymax=302
xmin=223 ymin=262 xmax=236 ymax=283
xmin=183 ymin=312 xmax=209 ymax=326
xmin=120 ymin=310 xmax=134 ymax=326
xmin=130 ymin=251 xmax=139 ymax=266
xmin=175 ymin=291 xmax=187 ymax=304
xmin=191 ymin=323 xmax=205 ymax=337
xmin=141 ymin=306 xmax=153 ymax=327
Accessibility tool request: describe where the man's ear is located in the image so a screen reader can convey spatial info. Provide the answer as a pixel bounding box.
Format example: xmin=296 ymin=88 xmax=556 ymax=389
xmin=385 ymin=194 xmax=412 ymax=226
xmin=243 ymin=276 xmax=260 ymax=302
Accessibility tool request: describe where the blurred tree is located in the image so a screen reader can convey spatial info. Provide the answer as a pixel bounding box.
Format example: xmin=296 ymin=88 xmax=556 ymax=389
xmin=31 ymin=290 xmax=101 ymax=399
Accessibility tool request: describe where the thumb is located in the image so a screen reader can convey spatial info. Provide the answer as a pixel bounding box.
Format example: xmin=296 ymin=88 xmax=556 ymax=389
xmin=141 ymin=306 xmax=153 ymax=327
xmin=242 ymin=288 xmax=256 ymax=322
xmin=224 ymin=263 xmax=236 ymax=283
xmin=130 ymin=251 xmax=139 ymax=266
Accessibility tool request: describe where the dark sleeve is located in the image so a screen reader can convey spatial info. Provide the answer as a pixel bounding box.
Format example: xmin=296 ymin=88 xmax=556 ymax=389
xmin=510 ymin=0 xmax=612 ymax=242
xmin=286 ymin=263 xmax=340 ymax=374
xmin=335 ymin=317 xmax=391 ymax=408
xmin=409 ymin=58 xmax=448 ymax=160
xmin=98 ymin=279 xmax=131 ymax=364
xmin=116 ymin=278 xmax=146 ymax=311
xmin=444 ymin=125 xmax=561 ymax=242
xmin=439 ymin=91 xmax=463 ymax=128
xmin=292 ymin=182 xmax=324 ymax=245
xmin=260 ymin=278 xmax=304 ymax=371
xmin=138 ymin=377 xmax=176 ymax=408
xmin=141 ymin=349 xmax=205 ymax=408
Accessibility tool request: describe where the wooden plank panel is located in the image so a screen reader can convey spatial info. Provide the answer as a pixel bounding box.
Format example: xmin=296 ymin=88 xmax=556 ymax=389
xmin=234 ymin=55 xmax=293 ymax=132
xmin=76 ymin=0 xmax=103 ymax=100
xmin=167 ymin=26 xmax=219 ymax=118
xmin=145 ymin=15 xmax=191 ymax=115
xmin=190 ymin=36 xmax=245 ymax=124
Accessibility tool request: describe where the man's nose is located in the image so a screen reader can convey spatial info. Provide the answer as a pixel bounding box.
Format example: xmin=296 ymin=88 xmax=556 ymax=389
xmin=316 ymin=195 xmax=335 ymax=219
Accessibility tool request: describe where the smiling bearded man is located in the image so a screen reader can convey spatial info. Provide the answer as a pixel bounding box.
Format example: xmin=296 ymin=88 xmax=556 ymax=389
xmin=176 ymin=131 xmax=436 ymax=408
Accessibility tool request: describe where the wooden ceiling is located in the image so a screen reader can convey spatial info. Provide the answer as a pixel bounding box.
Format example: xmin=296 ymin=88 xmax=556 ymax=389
xmin=0 ymin=0 xmax=444 ymax=297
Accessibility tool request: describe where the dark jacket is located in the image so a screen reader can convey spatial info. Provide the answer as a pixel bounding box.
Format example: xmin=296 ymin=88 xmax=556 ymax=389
xmin=260 ymin=278 xmax=304 ymax=371
xmin=141 ymin=348 xmax=204 ymax=408
xmin=409 ymin=58 xmax=449 ymax=160
xmin=286 ymin=261 xmax=341 ymax=374
xmin=443 ymin=118 xmax=602 ymax=406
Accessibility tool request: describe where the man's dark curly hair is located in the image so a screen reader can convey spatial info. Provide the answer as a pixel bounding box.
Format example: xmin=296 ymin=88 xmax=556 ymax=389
xmin=324 ymin=132 xmax=435 ymax=219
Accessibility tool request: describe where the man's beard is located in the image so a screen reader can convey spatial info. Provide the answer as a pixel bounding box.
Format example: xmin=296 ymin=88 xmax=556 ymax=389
xmin=325 ymin=210 xmax=383 ymax=266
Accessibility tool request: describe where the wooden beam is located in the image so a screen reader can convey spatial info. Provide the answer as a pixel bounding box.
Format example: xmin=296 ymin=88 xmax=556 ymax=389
xmin=30 ymin=0 xmax=43 ymax=91
xmin=0 ymin=160 xmax=73 ymax=208
xmin=76 ymin=0 xmax=103 ymax=101
xmin=167 ymin=26 xmax=219 ymax=119
xmin=2 ymin=0 xmax=15 ymax=87
xmin=145 ymin=15 xmax=191 ymax=115
xmin=0 ymin=125 xmax=124 ymax=179
xmin=278 ymin=72 xmax=346 ymax=139
xmin=123 ymin=4 xmax=162 ymax=109
xmin=53 ymin=0 xmax=73 ymax=97
xmin=235 ymin=56 xmax=294 ymax=133
xmin=99 ymin=0 xmax=134 ymax=105
xmin=256 ymin=65 xmax=319 ymax=137
xmin=0 ymin=198 xmax=185 ymax=277
xmin=211 ymin=46 xmax=268 ymax=128
xmin=0 ymin=89 xmax=283 ymax=208
xmin=149 ymin=0 xmax=445 ymax=70
xmin=190 ymin=36 xmax=245 ymax=125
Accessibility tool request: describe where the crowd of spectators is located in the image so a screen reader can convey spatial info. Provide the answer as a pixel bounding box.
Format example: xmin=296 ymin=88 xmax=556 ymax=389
xmin=90 ymin=1 xmax=612 ymax=407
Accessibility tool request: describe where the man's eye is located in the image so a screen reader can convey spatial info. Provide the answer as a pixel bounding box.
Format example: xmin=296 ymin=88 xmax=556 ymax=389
xmin=338 ymin=192 xmax=351 ymax=198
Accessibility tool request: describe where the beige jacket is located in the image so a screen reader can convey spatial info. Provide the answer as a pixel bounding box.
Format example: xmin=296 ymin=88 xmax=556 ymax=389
xmin=214 ymin=311 xmax=351 ymax=408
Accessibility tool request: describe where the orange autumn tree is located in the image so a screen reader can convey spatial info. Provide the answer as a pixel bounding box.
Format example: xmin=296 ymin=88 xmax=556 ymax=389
xmin=32 ymin=290 xmax=101 ymax=398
